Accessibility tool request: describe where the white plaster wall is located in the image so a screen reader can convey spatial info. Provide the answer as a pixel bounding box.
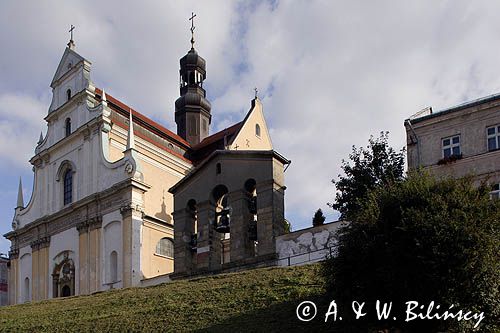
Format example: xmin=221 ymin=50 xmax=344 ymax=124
xmin=275 ymin=222 xmax=348 ymax=266
xmin=18 ymin=246 xmax=32 ymax=303
xmin=48 ymin=227 xmax=79 ymax=297
xmin=102 ymin=210 xmax=122 ymax=289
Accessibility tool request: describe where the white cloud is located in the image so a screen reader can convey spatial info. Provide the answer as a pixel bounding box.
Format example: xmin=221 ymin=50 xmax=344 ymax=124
xmin=2 ymin=0 xmax=500 ymax=233
xmin=0 ymin=93 xmax=48 ymax=167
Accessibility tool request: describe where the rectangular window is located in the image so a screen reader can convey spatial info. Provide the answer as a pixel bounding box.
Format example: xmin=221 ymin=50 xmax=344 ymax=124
xmin=487 ymin=125 xmax=500 ymax=151
xmin=491 ymin=184 xmax=500 ymax=200
xmin=442 ymin=135 xmax=461 ymax=158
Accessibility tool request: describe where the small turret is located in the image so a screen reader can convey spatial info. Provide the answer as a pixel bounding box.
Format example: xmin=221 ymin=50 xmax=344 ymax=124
xmin=16 ymin=177 xmax=24 ymax=209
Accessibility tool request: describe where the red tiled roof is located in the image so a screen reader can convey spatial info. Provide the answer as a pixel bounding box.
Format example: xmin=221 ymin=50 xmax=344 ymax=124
xmin=112 ymin=117 xmax=192 ymax=164
xmin=94 ymin=87 xmax=245 ymax=165
xmin=192 ymin=121 xmax=243 ymax=151
xmin=189 ymin=121 xmax=243 ymax=164
xmin=94 ymin=88 xmax=190 ymax=148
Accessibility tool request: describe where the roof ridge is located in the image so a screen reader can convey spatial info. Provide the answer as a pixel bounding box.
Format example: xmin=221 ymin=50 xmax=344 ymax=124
xmin=94 ymin=87 xmax=191 ymax=148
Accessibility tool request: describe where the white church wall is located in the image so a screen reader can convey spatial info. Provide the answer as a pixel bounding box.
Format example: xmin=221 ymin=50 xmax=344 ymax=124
xmin=102 ymin=210 xmax=122 ymax=290
xmin=48 ymin=227 xmax=79 ymax=297
xmin=18 ymin=247 xmax=32 ymax=303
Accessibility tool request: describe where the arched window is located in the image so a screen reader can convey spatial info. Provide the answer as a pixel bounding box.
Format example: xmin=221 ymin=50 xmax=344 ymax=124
xmin=24 ymin=277 xmax=30 ymax=302
xmin=66 ymin=89 xmax=72 ymax=101
xmin=63 ymin=169 xmax=73 ymax=205
xmin=65 ymin=118 xmax=71 ymax=137
xmin=156 ymin=238 xmax=174 ymax=258
xmin=110 ymin=251 xmax=118 ymax=282
xmin=255 ymin=124 xmax=261 ymax=137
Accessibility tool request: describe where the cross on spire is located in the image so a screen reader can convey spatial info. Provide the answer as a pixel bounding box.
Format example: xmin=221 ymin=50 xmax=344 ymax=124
xmin=189 ymin=12 xmax=196 ymax=49
xmin=254 ymin=87 xmax=258 ymax=99
xmin=67 ymin=24 xmax=76 ymax=49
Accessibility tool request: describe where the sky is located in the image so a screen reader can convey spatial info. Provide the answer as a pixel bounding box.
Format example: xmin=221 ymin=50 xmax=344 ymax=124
xmin=2 ymin=0 xmax=500 ymax=254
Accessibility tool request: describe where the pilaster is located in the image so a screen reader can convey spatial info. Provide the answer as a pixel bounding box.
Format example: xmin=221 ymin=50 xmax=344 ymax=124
xmin=256 ymin=180 xmax=285 ymax=256
xmin=77 ymin=221 xmax=89 ymax=295
xmin=77 ymin=217 xmax=102 ymax=295
xmin=30 ymin=236 xmax=50 ymax=301
xmin=120 ymin=205 xmax=143 ymax=287
xmin=196 ymin=201 xmax=222 ymax=272
xmin=8 ymin=251 xmax=19 ymax=305
xmin=228 ymin=190 xmax=255 ymax=262
xmin=173 ymin=208 xmax=196 ymax=274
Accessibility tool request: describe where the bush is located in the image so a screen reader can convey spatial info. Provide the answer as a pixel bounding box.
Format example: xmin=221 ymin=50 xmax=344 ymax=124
xmin=323 ymin=172 xmax=500 ymax=332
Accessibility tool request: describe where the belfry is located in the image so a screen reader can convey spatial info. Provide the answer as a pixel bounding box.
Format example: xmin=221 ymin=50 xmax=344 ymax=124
xmin=169 ymin=14 xmax=290 ymax=277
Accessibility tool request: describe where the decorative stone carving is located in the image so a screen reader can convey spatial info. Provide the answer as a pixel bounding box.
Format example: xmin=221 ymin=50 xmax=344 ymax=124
xmin=8 ymin=248 xmax=19 ymax=259
xmin=30 ymin=236 xmax=51 ymax=251
xmin=125 ymin=162 xmax=134 ymax=174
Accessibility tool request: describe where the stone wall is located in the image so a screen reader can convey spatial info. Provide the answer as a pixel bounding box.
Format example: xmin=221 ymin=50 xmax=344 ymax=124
xmin=275 ymin=221 xmax=348 ymax=266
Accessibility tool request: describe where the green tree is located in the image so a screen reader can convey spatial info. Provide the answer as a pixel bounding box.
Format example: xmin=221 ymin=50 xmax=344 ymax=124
xmin=283 ymin=219 xmax=292 ymax=233
xmin=323 ymin=172 xmax=500 ymax=332
xmin=312 ymin=208 xmax=326 ymax=227
xmin=329 ymin=132 xmax=405 ymax=221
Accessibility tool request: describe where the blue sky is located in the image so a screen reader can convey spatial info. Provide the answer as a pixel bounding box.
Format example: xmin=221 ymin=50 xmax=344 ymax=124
xmin=3 ymin=0 xmax=500 ymax=254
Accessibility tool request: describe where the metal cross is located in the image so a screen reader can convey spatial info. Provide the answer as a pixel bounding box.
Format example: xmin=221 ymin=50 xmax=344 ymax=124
xmin=189 ymin=12 xmax=196 ymax=48
xmin=69 ymin=25 xmax=75 ymax=41
xmin=189 ymin=12 xmax=196 ymax=34
xmin=254 ymin=87 xmax=258 ymax=98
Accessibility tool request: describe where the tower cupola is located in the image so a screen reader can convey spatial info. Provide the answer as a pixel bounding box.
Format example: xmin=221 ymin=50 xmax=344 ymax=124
xmin=174 ymin=13 xmax=212 ymax=145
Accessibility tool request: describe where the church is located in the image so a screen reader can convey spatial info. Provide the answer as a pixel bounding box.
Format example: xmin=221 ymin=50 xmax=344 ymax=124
xmin=4 ymin=22 xmax=290 ymax=304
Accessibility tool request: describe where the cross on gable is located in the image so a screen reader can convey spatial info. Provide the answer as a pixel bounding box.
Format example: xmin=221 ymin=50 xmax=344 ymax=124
xmin=69 ymin=25 xmax=75 ymax=41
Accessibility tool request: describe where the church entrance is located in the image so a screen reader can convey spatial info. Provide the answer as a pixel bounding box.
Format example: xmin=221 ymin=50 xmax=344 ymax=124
xmin=52 ymin=251 xmax=75 ymax=298
xmin=61 ymin=285 xmax=71 ymax=297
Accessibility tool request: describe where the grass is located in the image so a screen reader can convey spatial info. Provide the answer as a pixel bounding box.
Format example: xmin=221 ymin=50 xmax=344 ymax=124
xmin=0 ymin=264 xmax=329 ymax=332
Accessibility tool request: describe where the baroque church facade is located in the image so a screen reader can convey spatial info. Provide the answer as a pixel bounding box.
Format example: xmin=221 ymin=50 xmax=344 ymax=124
xmin=5 ymin=30 xmax=289 ymax=304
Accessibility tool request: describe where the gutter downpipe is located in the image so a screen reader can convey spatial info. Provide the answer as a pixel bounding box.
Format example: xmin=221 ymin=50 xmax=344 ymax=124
xmin=405 ymin=119 xmax=421 ymax=168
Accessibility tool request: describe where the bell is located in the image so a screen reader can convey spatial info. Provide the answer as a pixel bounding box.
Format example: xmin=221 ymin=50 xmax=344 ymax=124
xmin=248 ymin=220 xmax=257 ymax=241
xmin=215 ymin=212 xmax=230 ymax=233
xmin=189 ymin=234 xmax=197 ymax=252
xmin=248 ymin=196 xmax=257 ymax=214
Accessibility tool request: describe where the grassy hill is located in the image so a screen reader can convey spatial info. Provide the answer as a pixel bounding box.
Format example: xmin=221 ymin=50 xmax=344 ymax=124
xmin=0 ymin=264 xmax=328 ymax=332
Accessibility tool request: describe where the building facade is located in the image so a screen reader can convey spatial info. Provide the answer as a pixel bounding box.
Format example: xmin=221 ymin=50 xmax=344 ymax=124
xmin=0 ymin=256 xmax=8 ymax=306
xmin=5 ymin=30 xmax=285 ymax=304
xmin=405 ymin=94 xmax=500 ymax=196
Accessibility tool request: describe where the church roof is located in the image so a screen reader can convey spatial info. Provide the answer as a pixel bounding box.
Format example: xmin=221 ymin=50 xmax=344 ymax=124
xmin=94 ymin=88 xmax=192 ymax=164
xmin=189 ymin=121 xmax=243 ymax=163
xmin=94 ymin=88 xmax=191 ymax=149
xmin=169 ymin=150 xmax=290 ymax=194
xmin=93 ymin=88 xmax=255 ymax=166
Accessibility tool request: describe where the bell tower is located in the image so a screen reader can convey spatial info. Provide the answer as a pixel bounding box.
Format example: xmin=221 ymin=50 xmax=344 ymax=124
xmin=175 ymin=13 xmax=211 ymax=145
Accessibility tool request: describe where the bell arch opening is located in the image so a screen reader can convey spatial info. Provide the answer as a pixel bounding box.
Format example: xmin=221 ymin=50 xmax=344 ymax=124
xmin=187 ymin=199 xmax=198 ymax=251
xmin=211 ymin=185 xmax=230 ymax=234
xmin=244 ymin=179 xmax=258 ymax=244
